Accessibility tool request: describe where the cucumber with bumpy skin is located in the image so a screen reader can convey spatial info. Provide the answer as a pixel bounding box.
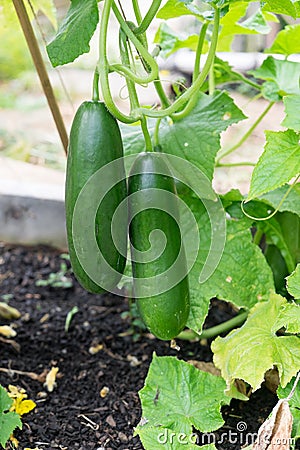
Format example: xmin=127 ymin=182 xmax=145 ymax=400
xmin=65 ymin=101 xmax=127 ymax=293
xmin=128 ymin=152 xmax=190 ymax=340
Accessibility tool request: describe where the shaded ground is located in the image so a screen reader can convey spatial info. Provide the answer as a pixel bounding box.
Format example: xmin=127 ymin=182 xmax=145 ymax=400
xmin=0 ymin=243 xmax=284 ymax=450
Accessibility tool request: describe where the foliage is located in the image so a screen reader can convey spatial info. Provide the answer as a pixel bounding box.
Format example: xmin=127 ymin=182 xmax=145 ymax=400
xmin=18 ymin=0 xmax=300 ymax=447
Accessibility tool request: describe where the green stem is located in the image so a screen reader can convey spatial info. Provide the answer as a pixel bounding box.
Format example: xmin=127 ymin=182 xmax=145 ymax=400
xmin=253 ymin=228 xmax=264 ymax=246
xmin=92 ymin=67 xmax=100 ymax=102
xmin=99 ymin=0 xmax=137 ymax=123
xmin=111 ymin=2 xmax=159 ymax=84
xmin=217 ymin=101 xmax=275 ymax=162
xmin=132 ymin=0 xmax=142 ymax=24
xmin=135 ymin=0 xmax=162 ymax=35
xmin=209 ymin=57 xmax=215 ymax=95
xmin=177 ymin=311 xmax=249 ymax=341
xmin=154 ymin=79 xmax=171 ymax=108
xmin=234 ymin=72 xmax=262 ymax=91
xmin=216 ymin=161 xmax=256 ymax=167
xmin=193 ymin=22 xmax=208 ymax=82
xmin=141 ymin=117 xmax=153 ymax=151
xmin=119 ymin=28 xmax=140 ymax=111
xmin=153 ymin=118 xmax=162 ymax=147
xmin=135 ymin=8 xmax=220 ymax=119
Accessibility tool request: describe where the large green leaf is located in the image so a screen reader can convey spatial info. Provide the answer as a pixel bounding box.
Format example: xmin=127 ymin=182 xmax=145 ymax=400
xmin=259 ymin=184 xmax=300 ymax=217
xmin=250 ymin=56 xmax=300 ymax=101
xmin=273 ymin=301 xmax=300 ymax=333
xmin=156 ymin=0 xmax=210 ymax=20
xmin=277 ymin=378 xmax=300 ymax=440
xmin=287 ymin=264 xmax=300 ymax=299
xmin=137 ymin=424 xmax=217 ymax=449
xmin=212 ymin=294 xmax=300 ymax=394
xmin=239 ymin=8 xmax=271 ymax=34
xmin=262 ymin=0 xmax=300 ymax=18
xmin=138 ymin=354 xmax=230 ymax=436
xmin=282 ymin=95 xmax=300 ymax=132
xmin=248 ymin=130 xmax=300 ymax=201
xmin=154 ymin=23 xmax=201 ymax=58
xmin=46 ymin=0 xmax=99 ymax=67
xmin=0 ymin=386 xmax=22 ymax=448
xmin=159 ymin=91 xmax=246 ymax=181
xmin=182 ymin=198 xmax=274 ymax=333
xmin=265 ymin=24 xmax=300 ymax=56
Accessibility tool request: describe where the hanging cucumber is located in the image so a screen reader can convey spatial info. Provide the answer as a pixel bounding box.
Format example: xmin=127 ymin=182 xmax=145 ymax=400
xmin=65 ymin=101 xmax=127 ymax=293
xmin=128 ymin=152 xmax=190 ymax=340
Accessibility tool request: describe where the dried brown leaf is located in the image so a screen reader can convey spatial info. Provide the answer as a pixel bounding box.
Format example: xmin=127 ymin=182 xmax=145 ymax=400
xmin=187 ymin=360 xmax=221 ymax=376
xmin=253 ymin=399 xmax=293 ymax=450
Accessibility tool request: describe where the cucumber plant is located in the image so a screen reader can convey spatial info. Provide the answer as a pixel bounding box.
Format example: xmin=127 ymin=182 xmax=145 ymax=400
xmin=13 ymin=0 xmax=300 ymax=448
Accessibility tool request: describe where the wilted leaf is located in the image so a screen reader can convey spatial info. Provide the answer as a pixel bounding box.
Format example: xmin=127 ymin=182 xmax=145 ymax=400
xmin=0 ymin=302 xmax=21 ymax=320
xmin=253 ymin=399 xmax=293 ymax=450
xmin=0 ymin=326 xmax=16 ymax=338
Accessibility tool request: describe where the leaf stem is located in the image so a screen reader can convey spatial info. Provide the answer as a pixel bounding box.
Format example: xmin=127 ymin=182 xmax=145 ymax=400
xmin=253 ymin=228 xmax=264 ymax=245
xmin=216 ymin=161 xmax=256 ymax=167
xmin=136 ymin=7 xmax=220 ymax=119
xmin=141 ymin=117 xmax=153 ymax=152
xmin=209 ymin=57 xmax=215 ymax=95
xmin=99 ymin=0 xmax=137 ymax=123
xmin=217 ymin=101 xmax=275 ymax=162
xmin=193 ymin=21 xmax=208 ymax=82
xmin=132 ymin=0 xmax=142 ymax=24
xmin=92 ymin=67 xmax=100 ymax=102
xmin=134 ymin=0 xmax=163 ymax=35
xmin=111 ymin=2 xmax=159 ymax=84
xmin=177 ymin=311 xmax=249 ymax=341
xmin=153 ymin=118 xmax=162 ymax=147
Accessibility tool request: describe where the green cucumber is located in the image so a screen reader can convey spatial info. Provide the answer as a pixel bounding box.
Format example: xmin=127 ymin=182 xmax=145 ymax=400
xmin=128 ymin=152 xmax=190 ymax=340
xmin=65 ymin=101 xmax=127 ymax=293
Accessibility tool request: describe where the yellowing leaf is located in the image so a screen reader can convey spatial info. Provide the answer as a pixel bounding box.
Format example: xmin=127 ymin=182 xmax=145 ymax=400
xmin=212 ymin=294 xmax=300 ymax=395
xmin=9 ymin=434 xmax=19 ymax=447
xmin=44 ymin=367 xmax=59 ymax=392
xmin=0 ymin=303 xmax=21 ymax=320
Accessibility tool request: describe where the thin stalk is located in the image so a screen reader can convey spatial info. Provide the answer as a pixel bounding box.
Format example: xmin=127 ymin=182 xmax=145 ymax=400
xmin=177 ymin=311 xmax=249 ymax=341
xmin=141 ymin=117 xmax=153 ymax=151
xmin=92 ymin=68 xmax=100 ymax=102
xmin=153 ymin=118 xmax=162 ymax=147
xmin=193 ymin=21 xmax=208 ymax=82
xmin=132 ymin=0 xmax=142 ymax=24
xmin=111 ymin=2 xmax=159 ymax=84
xmin=135 ymin=0 xmax=163 ymax=35
xmin=217 ymin=102 xmax=275 ymax=162
xmin=119 ymin=28 xmax=140 ymax=111
xmin=135 ymin=8 xmax=220 ymax=119
xmin=216 ymin=161 xmax=256 ymax=167
xmin=209 ymin=57 xmax=215 ymax=95
xmin=154 ymin=80 xmax=171 ymax=108
xmin=99 ymin=0 xmax=137 ymax=123
xmin=253 ymin=228 xmax=264 ymax=246
xmin=12 ymin=0 xmax=68 ymax=153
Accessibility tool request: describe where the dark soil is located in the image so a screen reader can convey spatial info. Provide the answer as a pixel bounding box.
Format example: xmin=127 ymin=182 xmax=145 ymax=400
xmin=0 ymin=243 xmax=287 ymax=450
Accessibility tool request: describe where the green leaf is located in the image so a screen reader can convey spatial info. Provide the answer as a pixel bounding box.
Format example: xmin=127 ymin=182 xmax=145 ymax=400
xmin=282 ymin=95 xmax=300 ymax=132
xmin=138 ymin=354 xmax=230 ymax=436
xmin=182 ymin=198 xmax=274 ymax=333
xmin=0 ymin=386 xmax=12 ymax=413
xmin=46 ymin=0 xmax=99 ymax=67
xmin=250 ymin=56 xmax=300 ymax=101
xmin=265 ymin=24 xmax=300 ymax=56
xmin=273 ymin=301 xmax=300 ymax=333
xmin=159 ymin=91 xmax=246 ymax=181
xmin=262 ymin=0 xmax=299 ymax=19
xmin=259 ymin=184 xmax=300 ymax=217
xmin=277 ymin=377 xmax=300 ymax=440
xmin=137 ymin=424 xmax=216 ymax=450
xmin=154 ymin=23 xmax=200 ymax=58
xmin=156 ymin=0 xmax=208 ymax=20
xmin=287 ymin=264 xmax=300 ymax=299
xmin=248 ymin=130 xmax=300 ymax=201
xmin=0 ymin=386 xmax=22 ymax=448
xmin=212 ymin=294 xmax=300 ymax=394
xmin=239 ymin=8 xmax=271 ymax=34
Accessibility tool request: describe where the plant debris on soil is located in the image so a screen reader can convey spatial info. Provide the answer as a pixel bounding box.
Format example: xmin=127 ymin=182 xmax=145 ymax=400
xmin=0 ymin=242 xmax=292 ymax=450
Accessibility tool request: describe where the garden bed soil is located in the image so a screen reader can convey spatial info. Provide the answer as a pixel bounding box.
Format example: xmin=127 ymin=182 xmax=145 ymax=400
xmin=0 ymin=243 xmax=287 ymax=450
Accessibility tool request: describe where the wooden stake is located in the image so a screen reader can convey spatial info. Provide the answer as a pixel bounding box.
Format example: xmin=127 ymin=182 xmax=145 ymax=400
xmin=12 ymin=0 xmax=68 ymax=154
